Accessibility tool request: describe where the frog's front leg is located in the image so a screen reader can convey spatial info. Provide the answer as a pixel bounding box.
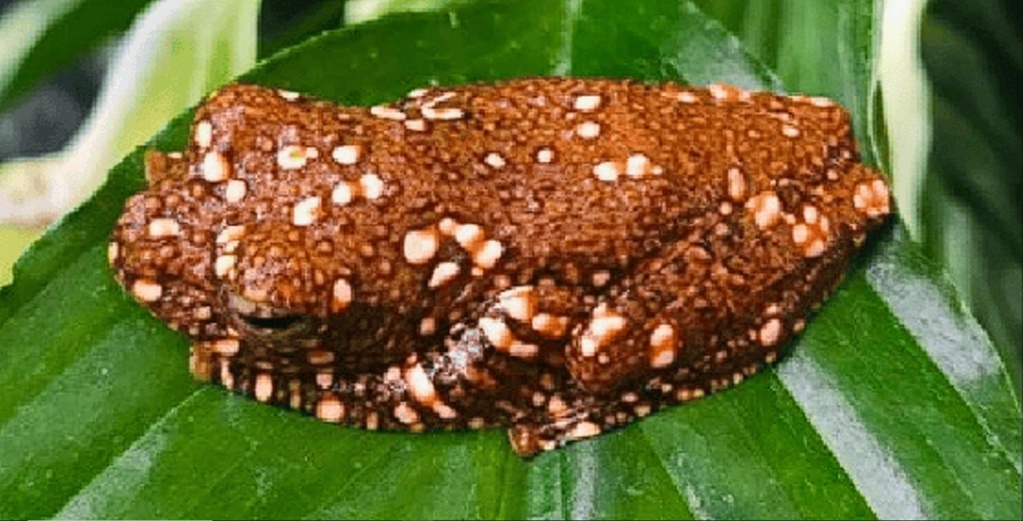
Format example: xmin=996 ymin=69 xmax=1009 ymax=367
xmin=188 ymin=292 xmax=562 ymax=435
xmin=190 ymin=335 xmax=468 ymax=431
xmin=466 ymin=283 xmax=626 ymax=456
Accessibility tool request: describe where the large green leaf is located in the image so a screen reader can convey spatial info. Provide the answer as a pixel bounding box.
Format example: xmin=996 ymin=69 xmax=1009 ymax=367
xmin=0 ymin=0 xmax=1019 ymax=518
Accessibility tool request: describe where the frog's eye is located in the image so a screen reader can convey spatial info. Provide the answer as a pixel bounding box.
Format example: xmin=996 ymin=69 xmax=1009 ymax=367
xmin=227 ymin=291 xmax=315 ymax=335
xmin=240 ymin=315 xmax=303 ymax=330
xmin=235 ymin=310 xmax=316 ymax=337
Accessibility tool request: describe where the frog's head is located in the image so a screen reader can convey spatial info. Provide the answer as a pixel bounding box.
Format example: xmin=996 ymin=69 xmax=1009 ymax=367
xmin=109 ymin=151 xmax=233 ymax=340
xmin=213 ymin=217 xmax=349 ymax=344
xmin=112 ymin=84 xmax=449 ymax=374
xmin=109 ymin=150 xmax=333 ymax=346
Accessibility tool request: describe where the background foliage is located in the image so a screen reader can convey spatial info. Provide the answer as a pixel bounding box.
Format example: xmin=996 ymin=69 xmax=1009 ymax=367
xmin=916 ymin=0 xmax=1021 ymax=391
xmin=0 ymin=0 xmax=1019 ymax=519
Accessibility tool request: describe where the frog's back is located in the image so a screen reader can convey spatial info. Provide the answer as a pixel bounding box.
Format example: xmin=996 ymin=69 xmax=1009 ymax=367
xmin=383 ymin=77 xmax=862 ymax=280
xmin=182 ymin=77 xmax=871 ymax=315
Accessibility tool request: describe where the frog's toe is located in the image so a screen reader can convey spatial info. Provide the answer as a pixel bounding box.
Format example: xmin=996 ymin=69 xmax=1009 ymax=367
xmin=508 ymin=417 xmax=606 ymax=457
xmin=507 ymin=423 xmax=544 ymax=457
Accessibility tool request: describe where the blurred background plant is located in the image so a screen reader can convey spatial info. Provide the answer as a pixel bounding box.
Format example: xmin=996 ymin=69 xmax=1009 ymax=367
xmin=2 ymin=0 xmax=1015 ymax=389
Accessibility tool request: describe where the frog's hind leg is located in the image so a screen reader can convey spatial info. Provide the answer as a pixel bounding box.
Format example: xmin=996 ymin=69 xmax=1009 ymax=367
xmin=514 ymin=210 xmax=862 ymax=456
xmin=562 ymin=226 xmax=842 ymax=402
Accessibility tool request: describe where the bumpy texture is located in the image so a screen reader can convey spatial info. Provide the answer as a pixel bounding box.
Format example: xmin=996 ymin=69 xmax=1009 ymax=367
xmin=109 ymin=78 xmax=891 ymax=456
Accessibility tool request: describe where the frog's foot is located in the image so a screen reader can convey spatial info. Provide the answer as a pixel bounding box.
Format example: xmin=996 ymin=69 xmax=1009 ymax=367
xmin=508 ymin=415 xmax=605 ymax=457
xmin=505 ymin=387 xmax=677 ymax=457
xmin=476 ymin=283 xmax=579 ymax=364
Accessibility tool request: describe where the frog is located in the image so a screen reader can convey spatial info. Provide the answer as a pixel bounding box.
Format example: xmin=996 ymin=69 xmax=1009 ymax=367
xmin=108 ymin=77 xmax=891 ymax=457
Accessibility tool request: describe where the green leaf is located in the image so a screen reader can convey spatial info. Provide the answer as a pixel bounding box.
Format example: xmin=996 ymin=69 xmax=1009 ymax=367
xmin=0 ymin=0 xmax=1019 ymax=519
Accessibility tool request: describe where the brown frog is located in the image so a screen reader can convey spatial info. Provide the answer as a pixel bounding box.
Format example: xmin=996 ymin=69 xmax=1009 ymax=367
xmin=109 ymin=78 xmax=891 ymax=456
